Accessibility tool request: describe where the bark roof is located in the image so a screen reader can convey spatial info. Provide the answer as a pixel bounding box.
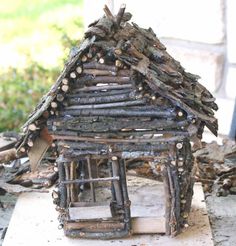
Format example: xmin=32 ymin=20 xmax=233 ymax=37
xmin=22 ymin=5 xmax=218 ymax=135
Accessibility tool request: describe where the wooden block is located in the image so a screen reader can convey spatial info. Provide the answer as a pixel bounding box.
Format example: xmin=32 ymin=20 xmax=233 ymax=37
xmin=131 ymin=205 xmax=164 ymax=217
xmin=132 ymin=217 xmax=165 ymax=234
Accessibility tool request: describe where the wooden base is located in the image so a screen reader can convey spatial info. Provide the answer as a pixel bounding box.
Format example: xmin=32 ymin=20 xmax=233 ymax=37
xmin=3 ymin=179 xmax=213 ymax=246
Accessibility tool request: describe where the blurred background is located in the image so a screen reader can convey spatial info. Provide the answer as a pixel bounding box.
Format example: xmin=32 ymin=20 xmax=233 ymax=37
xmin=0 ymin=0 xmax=84 ymax=131
xmin=0 ymin=0 xmax=235 ymax=140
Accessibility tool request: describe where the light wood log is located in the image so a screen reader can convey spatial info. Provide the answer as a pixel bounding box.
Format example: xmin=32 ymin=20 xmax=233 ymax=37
xmin=76 ymin=66 xmax=83 ymax=74
xmin=87 ymin=157 xmax=96 ymax=202
xmin=83 ymin=69 xmax=116 ymax=76
xmin=64 ymin=221 xmax=124 ymax=231
xmin=62 ymin=78 xmax=69 ymax=85
xmin=65 ymin=99 xmax=146 ymax=110
xmin=70 ymin=161 xmax=78 ymax=202
xmin=111 ymin=158 xmax=123 ymax=205
xmin=56 ymin=94 xmax=64 ymax=102
xmin=68 ymin=88 xmax=132 ymax=98
xmin=84 ymin=76 xmax=131 ymax=85
xmin=51 ymin=102 xmax=58 ymax=109
xmin=70 ymin=72 xmax=77 ymax=79
xmin=74 ymin=84 xmax=132 ymax=92
xmin=62 ymin=84 xmax=69 ymax=92
xmin=28 ymin=123 xmax=37 ymax=131
xmin=52 ymin=135 xmax=185 ymax=144
xmin=61 ymin=107 xmax=176 ymax=118
xmin=83 ymin=61 xmax=117 ymax=72
xmin=81 ymin=55 xmax=87 ymax=62
xmin=67 ymin=92 xmax=136 ymax=105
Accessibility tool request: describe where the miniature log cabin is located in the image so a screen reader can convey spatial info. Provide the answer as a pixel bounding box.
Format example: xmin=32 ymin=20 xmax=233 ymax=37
xmin=16 ymin=4 xmax=218 ymax=239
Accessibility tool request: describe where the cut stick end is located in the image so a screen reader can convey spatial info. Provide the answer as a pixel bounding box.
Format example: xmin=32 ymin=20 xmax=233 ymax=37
xmin=120 ymin=3 xmax=126 ymax=9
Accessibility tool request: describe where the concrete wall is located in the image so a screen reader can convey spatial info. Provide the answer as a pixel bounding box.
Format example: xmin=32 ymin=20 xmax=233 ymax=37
xmin=84 ymin=0 xmax=236 ymax=135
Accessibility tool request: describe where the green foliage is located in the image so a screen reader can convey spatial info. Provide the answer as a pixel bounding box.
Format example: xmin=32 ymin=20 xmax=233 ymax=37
xmin=0 ymin=0 xmax=83 ymax=42
xmin=0 ymin=0 xmax=83 ymax=132
xmin=0 ymin=27 xmax=82 ymax=131
xmin=0 ymin=0 xmax=84 ymax=132
xmin=0 ymin=64 xmax=59 ymax=131
xmin=0 ymin=0 xmax=82 ymax=20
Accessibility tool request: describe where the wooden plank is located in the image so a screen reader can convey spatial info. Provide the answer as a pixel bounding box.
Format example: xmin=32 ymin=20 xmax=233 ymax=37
xmin=65 ymin=217 xmax=165 ymax=234
xmin=69 ymin=206 xmax=111 ymax=220
xmin=69 ymin=204 xmax=164 ymax=223
xmin=64 ymin=221 xmax=125 ymax=231
xmin=28 ymin=137 xmax=50 ymax=171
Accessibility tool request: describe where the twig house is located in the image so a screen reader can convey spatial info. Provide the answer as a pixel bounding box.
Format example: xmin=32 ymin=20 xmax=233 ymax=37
xmin=16 ymin=5 xmax=218 ymax=239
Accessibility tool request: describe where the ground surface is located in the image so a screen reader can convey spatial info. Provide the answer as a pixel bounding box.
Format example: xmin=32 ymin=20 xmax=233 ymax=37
xmin=206 ymin=193 xmax=236 ymax=246
xmin=0 ymin=193 xmax=17 ymax=246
